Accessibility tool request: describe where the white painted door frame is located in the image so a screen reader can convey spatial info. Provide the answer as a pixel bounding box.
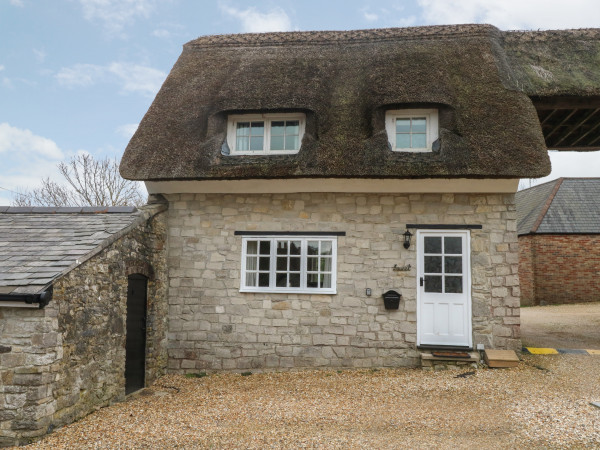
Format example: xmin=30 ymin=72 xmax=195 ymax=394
xmin=416 ymin=229 xmax=473 ymax=347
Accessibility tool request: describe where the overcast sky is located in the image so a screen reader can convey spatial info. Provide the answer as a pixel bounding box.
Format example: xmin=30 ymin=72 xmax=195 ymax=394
xmin=1 ymin=0 xmax=600 ymax=204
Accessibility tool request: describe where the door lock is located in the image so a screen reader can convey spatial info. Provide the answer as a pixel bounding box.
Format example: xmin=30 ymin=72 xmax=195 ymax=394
xmin=420 ymin=277 xmax=424 ymax=287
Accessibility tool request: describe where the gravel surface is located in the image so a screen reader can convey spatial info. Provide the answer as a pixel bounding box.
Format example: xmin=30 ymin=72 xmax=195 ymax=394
xmin=521 ymin=302 xmax=600 ymax=349
xmin=21 ymin=354 xmax=600 ymax=449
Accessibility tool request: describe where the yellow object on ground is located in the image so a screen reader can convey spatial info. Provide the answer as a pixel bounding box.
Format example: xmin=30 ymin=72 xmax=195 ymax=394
xmin=525 ymin=347 xmax=559 ymax=355
xmin=586 ymin=349 xmax=600 ymax=355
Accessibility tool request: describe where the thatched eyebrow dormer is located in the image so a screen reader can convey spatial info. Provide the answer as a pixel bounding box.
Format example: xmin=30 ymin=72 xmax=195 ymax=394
xmin=120 ymin=24 xmax=580 ymax=182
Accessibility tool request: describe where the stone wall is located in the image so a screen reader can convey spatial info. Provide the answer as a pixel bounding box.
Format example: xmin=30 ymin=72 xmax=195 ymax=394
xmin=519 ymin=233 xmax=600 ymax=306
xmin=165 ymin=192 xmax=520 ymax=372
xmin=0 ymin=209 xmax=167 ymax=447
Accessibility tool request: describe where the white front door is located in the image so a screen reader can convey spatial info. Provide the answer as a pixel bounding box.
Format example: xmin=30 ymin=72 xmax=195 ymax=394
xmin=417 ymin=230 xmax=472 ymax=347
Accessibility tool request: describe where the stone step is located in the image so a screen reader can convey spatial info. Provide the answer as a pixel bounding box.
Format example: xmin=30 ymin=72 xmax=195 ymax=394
xmin=420 ymin=351 xmax=480 ymax=369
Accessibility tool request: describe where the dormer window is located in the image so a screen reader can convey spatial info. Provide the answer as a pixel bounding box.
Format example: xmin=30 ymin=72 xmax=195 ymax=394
xmin=227 ymin=113 xmax=306 ymax=155
xmin=385 ymin=109 xmax=439 ymax=152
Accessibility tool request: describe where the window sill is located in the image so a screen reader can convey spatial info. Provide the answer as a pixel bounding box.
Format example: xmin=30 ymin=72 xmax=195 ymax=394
xmin=240 ymin=288 xmax=337 ymax=295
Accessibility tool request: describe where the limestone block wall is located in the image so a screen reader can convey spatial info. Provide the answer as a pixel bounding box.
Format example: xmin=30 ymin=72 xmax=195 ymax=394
xmin=0 ymin=211 xmax=167 ymax=447
xmin=165 ymin=192 xmax=520 ymax=372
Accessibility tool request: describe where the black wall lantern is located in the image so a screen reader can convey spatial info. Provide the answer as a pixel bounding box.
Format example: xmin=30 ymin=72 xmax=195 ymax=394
xmin=403 ymin=229 xmax=412 ymax=249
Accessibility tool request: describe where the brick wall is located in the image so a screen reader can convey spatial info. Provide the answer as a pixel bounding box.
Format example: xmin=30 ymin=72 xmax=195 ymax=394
xmin=165 ymin=192 xmax=521 ymax=372
xmin=519 ymin=234 xmax=600 ymax=306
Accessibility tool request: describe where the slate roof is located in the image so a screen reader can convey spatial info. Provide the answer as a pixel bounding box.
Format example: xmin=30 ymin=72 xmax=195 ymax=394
xmin=121 ymin=24 xmax=565 ymax=182
xmin=0 ymin=207 xmax=141 ymax=295
xmin=516 ymin=178 xmax=600 ymax=235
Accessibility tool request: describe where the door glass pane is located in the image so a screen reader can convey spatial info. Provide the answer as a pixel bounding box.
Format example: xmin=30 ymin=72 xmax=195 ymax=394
xmin=444 ymin=237 xmax=462 ymax=254
xmin=289 ymin=273 xmax=300 ymax=288
xmin=307 ymin=273 xmax=318 ymax=288
xmin=444 ymin=256 xmax=462 ymax=274
xmin=424 ymin=236 xmax=441 ymax=254
xmin=307 ymin=241 xmax=319 ymax=255
xmin=445 ymin=276 xmax=463 ymax=293
xmin=321 ymin=274 xmax=331 ymax=288
xmin=258 ymin=273 xmax=270 ymax=287
xmin=424 ymin=256 xmax=442 ymax=274
xmin=412 ymin=133 xmax=426 ymax=148
xmin=424 ymin=275 xmax=442 ymax=293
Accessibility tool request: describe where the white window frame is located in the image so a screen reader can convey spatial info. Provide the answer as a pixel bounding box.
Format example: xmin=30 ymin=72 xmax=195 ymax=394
xmin=385 ymin=109 xmax=439 ymax=153
xmin=227 ymin=113 xmax=306 ymax=155
xmin=240 ymin=236 xmax=337 ymax=294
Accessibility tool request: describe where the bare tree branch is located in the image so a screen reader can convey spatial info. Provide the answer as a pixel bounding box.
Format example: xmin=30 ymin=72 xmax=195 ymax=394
xmin=12 ymin=155 xmax=145 ymax=207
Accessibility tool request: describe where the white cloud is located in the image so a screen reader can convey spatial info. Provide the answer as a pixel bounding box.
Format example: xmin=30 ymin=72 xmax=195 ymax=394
xmin=0 ymin=65 xmax=4 ymax=72
xmin=418 ymin=0 xmax=600 ymax=30
xmin=77 ymin=0 xmax=156 ymax=35
xmin=220 ymin=4 xmax=292 ymax=33
xmin=116 ymin=123 xmax=139 ymax=139
xmin=152 ymin=29 xmax=170 ymax=38
xmin=55 ymin=63 xmax=103 ymax=87
xmin=55 ymin=62 xmax=166 ymax=96
xmin=0 ymin=124 xmax=67 ymax=204
xmin=0 ymin=123 xmax=63 ymax=159
xmin=9 ymin=0 xmax=24 ymax=6
xmin=33 ymin=48 xmax=46 ymax=63
xmin=363 ymin=10 xmax=379 ymax=22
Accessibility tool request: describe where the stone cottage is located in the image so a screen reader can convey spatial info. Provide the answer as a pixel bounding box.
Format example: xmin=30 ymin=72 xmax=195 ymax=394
xmin=120 ymin=24 xmax=599 ymax=372
xmin=0 ymin=205 xmax=166 ymax=446
xmin=3 ymin=23 xmax=600 ymax=446
xmin=517 ymin=178 xmax=600 ymax=306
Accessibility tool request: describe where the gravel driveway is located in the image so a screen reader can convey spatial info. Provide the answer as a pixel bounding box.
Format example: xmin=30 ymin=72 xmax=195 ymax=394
xmin=21 ymin=354 xmax=600 ymax=449
xmin=521 ymin=302 xmax=600 ymax=349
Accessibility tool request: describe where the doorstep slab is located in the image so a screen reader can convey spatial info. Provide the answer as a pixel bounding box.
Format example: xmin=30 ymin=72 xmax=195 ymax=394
xmin=484 ymin=349 xmax=520 ymax=368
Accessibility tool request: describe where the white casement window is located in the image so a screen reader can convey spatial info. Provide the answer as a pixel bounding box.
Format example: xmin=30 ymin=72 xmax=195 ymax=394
xmin=385 ymin=109 xmax=439 ymax=152
xmin=227 ymin=113 xmax=306 ymax=155
xmin=240 ymin=236 xmax=337 ymax=294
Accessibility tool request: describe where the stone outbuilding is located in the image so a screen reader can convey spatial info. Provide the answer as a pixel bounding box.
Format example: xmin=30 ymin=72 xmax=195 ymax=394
xmin=516 ymin=178 xmax=600 ymax=306
xmin=0 ymin=204 xmax=167 ymax=446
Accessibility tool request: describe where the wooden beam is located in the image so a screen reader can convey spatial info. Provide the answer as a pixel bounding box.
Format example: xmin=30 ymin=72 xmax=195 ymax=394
xmin=553 ymin=108 xmax=600 ymax=147
xmin=544 ymin=109 xmax=578 ymax=143
xmin=539 ymin=109 xmax=558 ymax=126
xmin=571 ymin=118 xmax=600 ymax=146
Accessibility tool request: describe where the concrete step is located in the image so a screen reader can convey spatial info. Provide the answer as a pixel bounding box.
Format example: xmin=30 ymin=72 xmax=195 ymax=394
xmin=420 ymin=351 xmax=480 ymax=369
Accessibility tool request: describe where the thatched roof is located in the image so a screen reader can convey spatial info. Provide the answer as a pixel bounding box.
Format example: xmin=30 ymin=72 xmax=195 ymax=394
xmin=120 ymin=24 xmax=600 ymax=182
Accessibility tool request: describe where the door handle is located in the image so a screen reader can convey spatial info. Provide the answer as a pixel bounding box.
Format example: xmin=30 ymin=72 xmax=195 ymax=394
xmin=420 ymin=277 xmax=424 ymax=287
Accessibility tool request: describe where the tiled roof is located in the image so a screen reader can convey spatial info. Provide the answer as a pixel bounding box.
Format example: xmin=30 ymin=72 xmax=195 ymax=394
xmin=516 ymin=178 xmax=600 ymax=235
xmin=0 ymin=207 xmax=141 ymax=294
